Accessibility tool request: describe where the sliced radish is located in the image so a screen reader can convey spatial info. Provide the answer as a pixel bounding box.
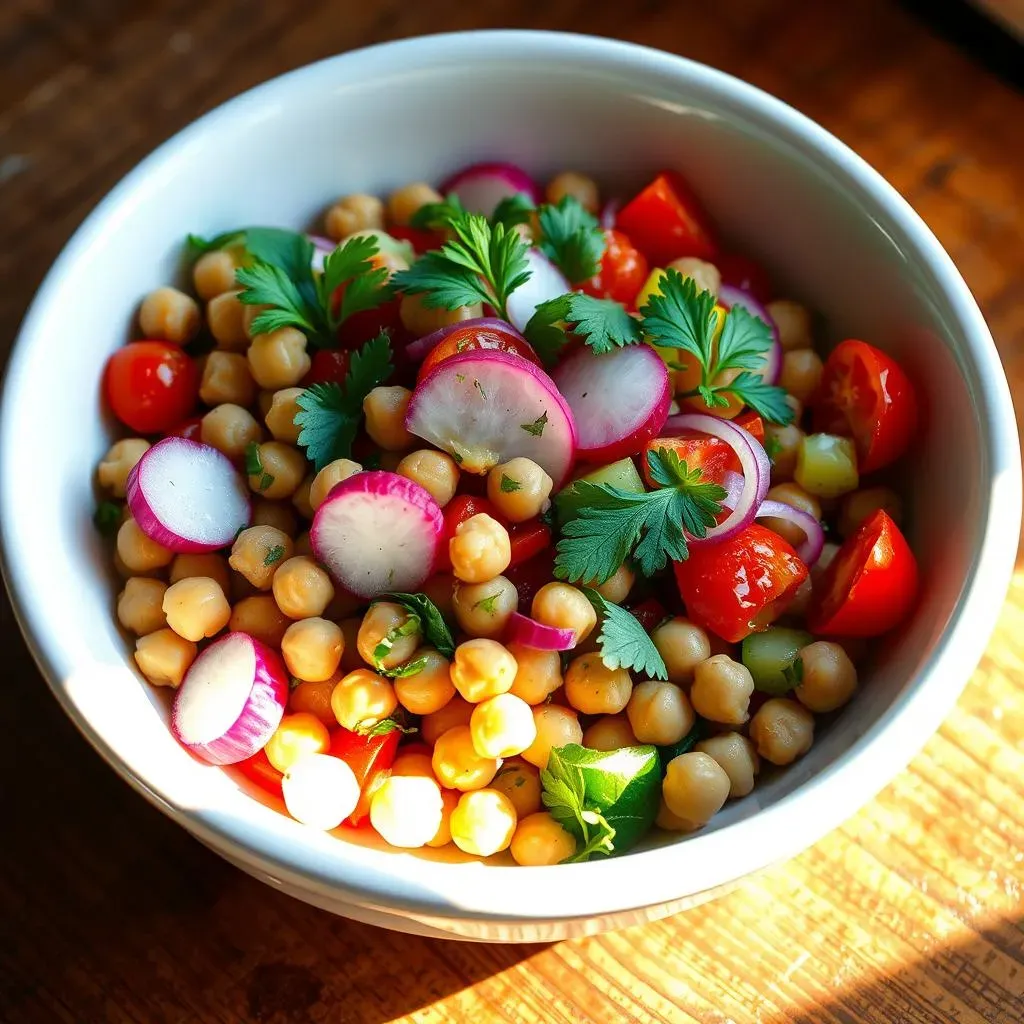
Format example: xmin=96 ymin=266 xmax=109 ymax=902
xmin=718 ymin=284 xmax=781 ymax=385
xmin=440 ymin=161 xmax=540 ymax=217
xmin=126 ymin=436 xmax=250 ymax=553
xmin=505 ymin=249 xmax=571 ymax=332
xmin=310 ymin=471 xmax=444 ymax=599
xmin=172 ymin=632 xmax=288 ymax=766
xmin=405 ymin=350 xmax=577 ymax=485
xmin=552 ymin=344 xmax=670 ymax=463
xmin=505 ymin=612 xmax=576 ymax=651
xmin=309 ymin=234 xmax=335 ymax=273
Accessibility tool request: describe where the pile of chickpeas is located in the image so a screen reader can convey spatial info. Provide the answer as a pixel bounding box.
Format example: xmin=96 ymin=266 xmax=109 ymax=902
xmin=97 ymin=171 xmax=887 ymax=865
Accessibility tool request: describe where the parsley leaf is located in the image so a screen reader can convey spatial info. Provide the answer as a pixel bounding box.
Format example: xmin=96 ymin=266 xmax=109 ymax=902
xmin=185 ymin=229 xmax=246 ymax=259
xmin=322 ymin=235 xmax=392 ymax=326
xmin=411 ymin=194 xmax=466 ymax=230
xmin=764 ymin=433 xmax=784 ymax=462
xmin=583 ymin=589 xmax=668 ymax=680
xmin=490 ymin=193 xmax=536 ymax=231
xmin=520 ymin=412 xmax=548 ymax=437
xmin=541 ymin=749 xmax=616 ymax=863
xmin=524 ymin=293 xmax=644 ymax=365
xmin=372 ymin=614 xmax=422 ymax=671
xmin=93 ymin=500 xmax=122 ymax=537
xmin=359 ymin=717 xmax=418 ymax=737
xmin=294 ymin=332 xmax=393 ymax=471
xmin=554 ymin=449 xmax=725 ymax=583
xmin=391 ymin=212 xmax=530 ymax=321
xmin=536 ymin=196 xmax=606 ymax=284
xmin=244 ymin=442 xmax=274 ymax=492
xmin=385 ymin=592 xmax=455 ymax=659
xmin=263 ymin=545 xmax=286 ymax=567
xmin=473 ymin=593 xmax=500 ymax=614
xmin=499 ymin=474 xmax=521 ymax=493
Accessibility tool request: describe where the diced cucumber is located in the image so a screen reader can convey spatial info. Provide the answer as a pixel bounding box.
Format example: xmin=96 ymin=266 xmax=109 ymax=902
xmin=554 ymin=458 xmax=645 ymax=526
xmin=741 ymin=627 xmax=813 ymax=694
xmin=794 ymin=433 xmax=859 ymax=499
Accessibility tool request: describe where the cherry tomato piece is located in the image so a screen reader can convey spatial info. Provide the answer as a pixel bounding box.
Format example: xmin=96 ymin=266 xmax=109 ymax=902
xmin=434 ymin=495 xmax=504 ymax=572
xmin=388 ymin=225 xmax=446 ymax=254
xmin=808 ymin=509 xmax=917 ymax=637
xmin=674 ymin=525 xmax=808 ymax=643
xmin=418 ymin=323 xmax=541 ymax=382
xmin=329 ymin=727 xmax=401 ymax=825
xmin=234 ymin=749 xmax=284 ymax=799
xmin=507 ymin=521 xmax=552 ymax=567
xmin=716 ymin=253 xmax=774 ymax=305
xmin=812 ymin=339 xmax=918 ymax=474
xmin=104 ymin=340 xmax=199 ymax=434
xmin=166 ymin=415 xmax=204 ymax=441
xmin=303 ymin=349 xmax=351 ymax=387
xmin=627 ymin=597 xmax=668 ymax=633
xmin=643 ymin=413 xmax=763 ymax=488
xmin=503 ymin=549 xmax=556 ymax=608
xmin=580 ymin=229 xmax=649 ymax=307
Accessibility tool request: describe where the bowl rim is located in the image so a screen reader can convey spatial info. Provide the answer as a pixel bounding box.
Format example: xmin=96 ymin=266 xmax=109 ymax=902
xmin=2 ymin=29 xmax=1020 ymax=922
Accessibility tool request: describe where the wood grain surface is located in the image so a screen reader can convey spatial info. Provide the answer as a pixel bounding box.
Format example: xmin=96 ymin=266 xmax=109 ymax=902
xmin=2 ymin=1 xmax=1023 ymax=1021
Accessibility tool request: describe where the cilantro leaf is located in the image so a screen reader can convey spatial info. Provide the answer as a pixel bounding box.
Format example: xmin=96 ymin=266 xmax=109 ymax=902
xmin=235 ymin=260 xmax=322 ymax=337
xmin=499 ymin=474 xmax=521 ymax=493
xmin=385 ymin=592 xmax=455 ymax=659
xmin=359 ymin=717 xmax=418 ymax=737
xmin=372 ymin=614 xmax=422 ymax=671
xmin=639 ymin=268 xmax=716 ymax=366
xmin=93 ymin=500 xmax=122 ymax=537
xmin=490 ymin=193 xmax=536 ymax=231
xmin=658 ymin=718 xmax=711 ymax=765
xmin=724 ymin=371 xmax=796 ymax=425
xmin=185 ymin=229 xmax=246 ymax=259
xmin=411 ymin=194 xmax=466 ymax=230
xmin=244 ymin=441 xmax=274 ymax=492
xmin=583 ymin=589 xmax=668 ymax=680
xmin=319 ymin=235 xmax=392 ymax=327
xmin=537 ymin=196 xmax=606 ymax=283
xmin=524 ymin=293 xmax=643 ymax=365
xmin=263 ymin=545 xmax=286 ymax=567
xmin=520 ymin=412 xmax=548 ymax=437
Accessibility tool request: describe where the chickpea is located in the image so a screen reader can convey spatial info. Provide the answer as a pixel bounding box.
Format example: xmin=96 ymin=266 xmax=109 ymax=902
xmin=206 ymin=290 xmax=249 ymax=351
xmin=521 ymin=705 xmax=583 ymax=769
xmin=390 ymin=747 xmax=435 ymax=778
xmin=265 ymin=712 xmax=331 ymax=773
xmin=357 ymin=601 xmax=422 ymax=669
xmin=197 ymin=351 xmax=254 ymax=408
xmin=399 ymin=294 xmax=483 ymax=337
xmin=587 ymin=562 xmax=635 ymax=605
xmin=749 ymin=698 xmax=815 ymax=765
xmin=362 ymin=385 xmax=413 ymax=451
xmin=272 ymin=556 xmax=334 ymax=619
xmin=511 ymin=811 xmax=577 ymax=866
xmin=422 ymin=572 xmax=456 ymax=621
xmin=839 ymin=487 xmax=903 ymax=539
xmin=247 ymin=441 xmax=307 ymax=500
xmin=626 ymin=681 xmax=695 ymax=746
xmin=531 ymin=582 xmax=597 ymax=645
xmin=393 ymin=648 xmax=455 ymax=715
xmin=228 ymin=595 xmax=290 ymax=647
xmin=507 ymin=643 xmax=562 ymax=705
xmin=281 ymin=617 xmax=343 ymax=682
xmin=794 ymin=641 xmax=858 ymax=713
xmin=452 ymin=576 xmax=518 ymax=639
xmin=486 ymin=458 xmax=553 ymax=523
xmin=690 ymin=655 xmax=754 ymax=725
xmin=470 ymin=692 xmax=537 ymax=758
xmin=97 ymin=438 xmax=149 ymax=497
xmin=421 ymin=695 xmax=474 ymax=746
xmin=667 ymin=257 xmax=721 ymax=296
xmin=490 ymin=758 xmax=542 ymax=818
xmin=450 ymin=638 xmax=518 ymax=703
xmin=200 ymin=403 xmax=262 ymax=460
xmin=139 ymin=286 xmax=200 ymax=344
xmin=397 ymin=449 xmax=460 ymax=507
xmin=251 ymin=498 xmax=299 ymax=537
xmin=116 ymin=577 xmax=168 ymax=636
xmin=564 ymin=652 xmax=632 ymax=716
xmin=307 ymin=458 xmax=361 ymax=511
xmin=695 ymin=733 xmax=760 ymax=799
xmin=134 ymin=628 xmax=197 ymax=688
xmin=324 ymin=193 xmax=385 ymax=240
xmin=292 ymin=474 xmax=315 ymax=522
xmin=161 ymin=577 xmax=230 ymax=642
xmin=450 ymin=788 xmax=518 ymax=857
xmin=193 ymin=249 xmax=238 ymax=300
xmin=117 ymin=517 xmax=173 ymax=573
xmin=662 ymin=752 xmax=731 ymax=830
xmin=545 ymin=171 xmax=599 ymax=214
xmin=779 ymin=349 xmax=824 ymax=405
xmin=240 ymin=302 xmax=269 ymax=340
xmin=261 ymin=388 xmax=303 ymax=444
xmin=330 ymin=668 xmax=397 ymax=731
xmin=229 ymin=526 xmax=293 ymax=590
xmin=289 ymin=678 xmax=338 ymax=726
xmin=582 ymin=713 xmax=638 ymax=752
xmin=387 ymin=182 xmax=443 ymax=226
xmin=651 ymin=617 xmax=710 ymax=686
xmin=370 ymin=775 xmax=445 ymax=848
xmin=450 ymin=514 xmax=511 ymax=584
xmin=762 ymin=483 xmax=822 ymax=548
xmin=766 ymin=300 xmax=813 ymax=352
xmin=432 ymin=725 xmax=500 ymax=791
xmin=656 ymin=797 xmax=692 ymax=832
xmin=426 ymin=787 xmax=461 ymax=848
xmin=765 ymin=423 xmax=805 ymax=483
xmin=247 ymin=327 xmax=310 ymax=389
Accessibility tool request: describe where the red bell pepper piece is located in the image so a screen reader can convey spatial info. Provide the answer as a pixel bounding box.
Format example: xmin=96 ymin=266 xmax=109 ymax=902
xmin=628 ymin=597 xmax=669 ymax=633
xmin=616 ymin=171 xmax=717 ymax=266
xmin=580 ymin=229 xmax=649 ymax=307
xmin=329 ymin=727 xmax=400 ymax=825
xmin=302 ymin=349 xmax=351 ymax=387
xmin=235 ymin=749 xmax=284 ymax=799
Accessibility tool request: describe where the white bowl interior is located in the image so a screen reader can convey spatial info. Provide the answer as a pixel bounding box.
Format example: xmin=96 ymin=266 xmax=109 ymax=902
xmin=2 ymin=34 xmax=1017 ymax=923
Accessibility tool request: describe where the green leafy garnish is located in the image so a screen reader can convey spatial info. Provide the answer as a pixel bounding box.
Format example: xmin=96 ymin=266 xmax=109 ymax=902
xmin=473 ymin=593 xmax=500 ymax=615
xmin=657 ymin=719 xmax=711 ymax=766
xmin=384 ymin=592 xmax=455 ymax=660
xmin=244 ymin=442 xmax=274 ymax=492
xmin=520 ymin=412 xmax=548 ymax=437
xmin=490 ymin=193 xmax=536 ymax=231
xmin=555 ymin=448 xmax=726 ymax=584
xmin=93 ymin=500 xmax=122 ymax=537
xmin=390 ymin=212 xmax=530 ymax=322
xmin=294 ymin=332 xmax=393 ymax=471
xmin=359 ymin=718 xmax=418 ymax=737
xmin=263 ymin=545 xmax=286 ymax=567
xmin=524 ymin=293 xmax=644 ymax=365
xmin=499 ymin=474 xmax=521 ymax=494
xmin=764 ymin=433 xmax=784 ymax=462
xmin=372 ymin=615 xmax=422 ymax=672
xmin=640 ymin=269 xmax=793 ymax=424
xmin=410 ymin=194 xmax=466 ymax=231
xmin=781 ymin=656 xmax=805 ymax=688
xmin=536 ymin=196 xmax=605 ymax=284
xmin=185 ymin=228 xmax=246 ymax=259
xmin=583 ymin=589 xmax=668 ymax=680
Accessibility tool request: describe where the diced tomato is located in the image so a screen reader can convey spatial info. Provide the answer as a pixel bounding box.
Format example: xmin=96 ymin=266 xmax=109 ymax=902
xmin=628 ymin=597 xmax=668 ymax=633
xmin=336 ymin=296 xmax=411 ymax=351
xmin=812 ymin=339 xmax=918 ymax=474
xmin=508 ymin=521 xmax=552 ymax=567
xmin=504 ymin=549 xmax=556 ymax=608
xmin=104 ymin=340 xmax=199 ymax=435
xmin=616 ymin=171 xmax=717 ymax=266
xmin=734 ymin=411 xmax=765 ymax=447
xmin=303 ymin=349 xmax=351 ymax=386
xmin=808 ymin=510 xmax=917 ymax=637
xmin=166 ymin=415 xmax=203 ymax=441
xmin=673 ymin=525 xmax=808 ymax=643
xmin=580 ymin=229 xmax=649 ymax=306
xmin=418 ymin=322 xmax=541 ymax=382
xmin=234 ymin=749 xmax=283 ymax=799
xmin=329 ymin=727 xmax=400 ymax=825
xmin=389 ymin=225 xmax=446 ymax=254
xmin=716 ymin=253 xmax=773 ymax=305
xmin=644 ymin=413 xmax=765 ymax=488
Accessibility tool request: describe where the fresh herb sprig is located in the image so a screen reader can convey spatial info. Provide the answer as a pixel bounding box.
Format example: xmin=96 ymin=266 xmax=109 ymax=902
xmin=537 ymin=196 xmax=606 ymax=283
xmin=524 ymin=293 xmax=643 ymax=365
xmin=367 ymin=592 xmax=456 ymax=678
xmin=411 ymin=194 xmax=466 ymax=231
xmin=584 ymin=589 xmax=668 ymax=680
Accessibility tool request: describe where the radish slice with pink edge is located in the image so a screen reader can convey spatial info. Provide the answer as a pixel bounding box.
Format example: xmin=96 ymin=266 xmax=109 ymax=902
xmin=505 ymin=612 xmax=576 ymax=651
xmin=552 ymin=344 xmax=671 ymax=463
xmin=717 ymin=284 xmax=781 ymax=385
xmin=308 ymin=234 xmax=334 ymax=272
xmin=311 ymin=471 xmax=444 ymax=599
xmin=505 ymin=249 xmax=571 ymax=332
xmin=440 ymin=161 xmax=540 ymax=217
xmin=126 ymin=436 xmax=250 ymax=553
xmin=171 ymin=632 xmax=288 ymax=766
xmin=404 ymin=350 xmax=578 ymax=485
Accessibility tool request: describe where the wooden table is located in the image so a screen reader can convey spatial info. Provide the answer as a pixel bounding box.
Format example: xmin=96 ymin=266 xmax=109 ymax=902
xmin=2 ymin=2 xmax=1023 ymax=1021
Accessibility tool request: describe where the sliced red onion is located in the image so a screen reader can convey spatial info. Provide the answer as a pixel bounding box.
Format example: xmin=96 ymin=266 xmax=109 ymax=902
xmin=600 ymin=198 xmax=619 ymax=230
xmin=172 ymin=632 xmax=288 ymax=765
xmin=661 ymin=413 xmax=770 ymax=546
xmin=756 ymin=499 xmax=825 ymax=566
xmin=440 ymin=162 xmax=541 ymax=217
xmin=404 ymin=316 xmax=525 ymax=363
xmin=505 ymin=612 xmax=577 ymax=651
xmin=308 ymin=234 xmax=335 ymax=273
xmin=506 ymin=249 xmax=571 ymax=331
xmin=717 ymin=284 xmax=781 ymax=385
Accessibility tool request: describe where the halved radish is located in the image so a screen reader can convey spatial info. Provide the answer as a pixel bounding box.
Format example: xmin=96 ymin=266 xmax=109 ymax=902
xmin=440 ymin=161 xmax=540 ymax=217
xmin=310 ymin=471 xmax=444 ymax=599
xmin=172 ymin=632 xmax=288 ymax=765
xmin=126 ymin=436 xmax=250 ymax=553
xmin=505 ymin=249 xmax=571 ymax=332
xmin=552 ymin=345 xmax=670 ymax=463
xmin=405 ymin=350 xmax=577 ymax=485
xmin=505 ymin=612 xmax=576 ymax=651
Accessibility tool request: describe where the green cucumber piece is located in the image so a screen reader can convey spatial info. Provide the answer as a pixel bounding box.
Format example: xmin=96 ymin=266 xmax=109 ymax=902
xmin=554 ymin=458 xmax=645 ymax=526
xmin=741 ymin=627 xmax=813 ymax=694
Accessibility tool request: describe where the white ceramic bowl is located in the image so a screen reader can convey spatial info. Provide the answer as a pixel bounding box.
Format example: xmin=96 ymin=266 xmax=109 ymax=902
xmin=2 ymin=31 xmax=1019 ymax=942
